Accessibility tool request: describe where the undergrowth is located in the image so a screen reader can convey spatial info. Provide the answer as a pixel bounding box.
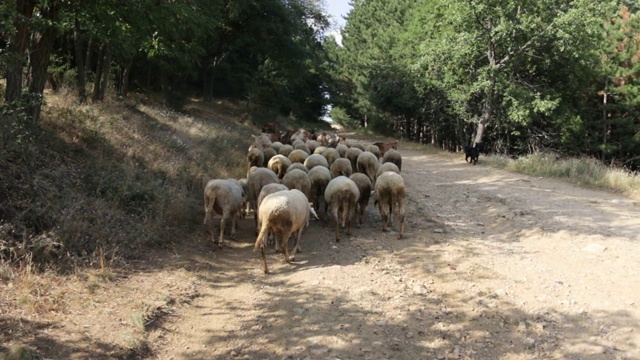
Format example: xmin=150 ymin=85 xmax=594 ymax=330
xmin=482 ymin=152 xmax=640 ymax=199
xmin=0 ymin=91 xmax=253 ymax=271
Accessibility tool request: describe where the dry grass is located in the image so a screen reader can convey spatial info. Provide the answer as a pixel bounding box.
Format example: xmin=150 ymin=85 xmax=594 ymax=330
xmin=483 ymin=152 xmax=640 ymax=199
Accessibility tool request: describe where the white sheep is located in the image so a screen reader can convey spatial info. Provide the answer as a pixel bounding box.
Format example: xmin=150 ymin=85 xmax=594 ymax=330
xmin=308 ymin=165 xmax=331 ymax=219
xmin=304 ymin=153 xmax=329 ymax=170
xmin=330 ymin=158 xmax=353 ymax=178
xmin=382 ymin=149 xmax=402 ymax=171
xmin=257 ymin=183 xmax=288 ymax=248
xmin=278 ymin=144 xmax=294 ymax=157
xmin=345 ymin=147 xmax=363 ymax=174
xmin=247 ymin=167 xmax=281 ymax=230
xmin=374 ymin=171 xmax=406 ymax=239
xmin=335 ymin=144 xmax=349 ymax=158
xmin=305 ymin=140 xmax=320 ymax=154
xmin=262 ymin=147 xmax=277 ymax=167
xmin=322 ymin=147 xmax=340 ymax=167
xmin=247 ymin=148 xmax=264 ymax=170
xmin=288 ymin=149 xmax=309 ymax=164
xmin=294 ymin=142 xmax=311 ymax=154
xmin=349 ymin=173 xmax=372 ymax=227
xmin=270 ymin=141 xmax=283 ymax=154
xmin=287 ymin=162 xmax=309 ymax=174
xmin=314 ymin=146 xmax=327 ymax=155
xmin=324 ymin=176 xmax=360 ymax=242
xmin=356 ymin=151 xmax=380 ymax=186
xmin=282 ymin=168 xmax=311 ymax=199
xmin=267 ymin=154 xmax=292 ymax=179
xmin=203 ymin=179 xmax=245 ymax=248
xmin=254 ymin=189 xmax=317 ymax=273
xmin=365 ymin=144 xmax=381 ymax=159
xmin=376 ymin=162 xmax=400 ymax=179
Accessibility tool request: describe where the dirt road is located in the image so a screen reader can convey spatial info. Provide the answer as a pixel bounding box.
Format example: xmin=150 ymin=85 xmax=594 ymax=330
xmin=145 ymin=138 xmax=640 ymax=360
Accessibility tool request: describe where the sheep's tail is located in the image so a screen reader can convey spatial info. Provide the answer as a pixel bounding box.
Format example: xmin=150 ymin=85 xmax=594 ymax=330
xmin=254 ymin=222 xmax=269 ymax=253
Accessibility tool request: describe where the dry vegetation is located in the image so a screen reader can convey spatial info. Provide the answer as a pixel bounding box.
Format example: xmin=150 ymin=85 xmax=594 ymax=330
xmin=0 ymin=90 xmax=262 ymax=358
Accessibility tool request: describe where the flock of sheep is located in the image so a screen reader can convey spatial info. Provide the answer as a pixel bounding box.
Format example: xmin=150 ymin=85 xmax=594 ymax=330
xmin=203 ymin=128 xmax=406 ymax=274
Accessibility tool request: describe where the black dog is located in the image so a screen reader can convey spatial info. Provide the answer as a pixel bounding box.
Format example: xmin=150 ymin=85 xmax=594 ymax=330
xmin=464 ymin=145 xmax=480 ymax=165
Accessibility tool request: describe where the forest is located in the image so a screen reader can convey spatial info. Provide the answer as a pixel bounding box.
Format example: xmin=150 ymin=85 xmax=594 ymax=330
xmin=1 ymin=0 xmax=639 ymax=166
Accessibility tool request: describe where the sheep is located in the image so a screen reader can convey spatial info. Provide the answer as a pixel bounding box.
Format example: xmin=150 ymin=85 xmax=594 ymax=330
xmin=292 ymin=139 xmax=306 ymax=148
xmin=254 ymin=189 xmax=317 ymax=274
xmin=322 ymin=148 xmax=340 ymax=167
xmin=304 ymin=153 xmax=329 ymax=170
xmin=365 ymin=144 xmax=381 ymax=159
xmin=349 ymin=143 xmax=365 ymax=151
xmin=335 ymin=144 xmax=349 ymax=158
xmin=270 ymin=141 xmax=283 ymax=154
xmin=282 ymin=169 xmax=311 ymax=199
xmin=287 ymin=162 xmax=309 ymax=174
xmin=262 ymin=147 xmax=277 ymax=167
xmin=374 ymin=171 xmax=406 ymax=239
xmin=294 ymin=142 xmax=311 ymax=154
xmin=203 ymin=179 xmax=245 ymax=248
xmin=376 ymin=162 xmax=400 ymax=179
xmin=313 ymin=146 xmax=327 ymax=155
xmin=234 ymin=177 xmax=250 ymax=218
xmin=324 ymin=176 xmax=360 ymax=242
xmin=350 ymin=173 xmax=372 ymax=227
xmin=267 ymin=154 xmax=292 ymax=179
xmin=382 ymin=149 xmax=402 ymax=171
xmin=249 ymin=133 xmax=272 ymax=151
xmin=345 ymin=147 xmax=363 ymax=173
xmin=290 ymin=128 xmax=311 ymax=143
xmin=278 ymin=144 xmax=294 ymax=157
xmin=288 ymin=149 xmax=309 ymax=164
xmin=330 ymin=158 xmax=353 ymax=178
xmin=373 ymin=140 xmax=398 ymax=157
xmin=256 ymin=183 xmax=288 ymax=248
xmin=356 ymin=151 xmax=380 ymax=186
xmin=247 ymin=167 xmax=281 ymax=230
xmin=308 ymin=165 xmax=331 ymax=219
xmin=305 ymin=140 xmax=320 ymax=154
xmin=247 ymin=148 xmax=264 ymax=170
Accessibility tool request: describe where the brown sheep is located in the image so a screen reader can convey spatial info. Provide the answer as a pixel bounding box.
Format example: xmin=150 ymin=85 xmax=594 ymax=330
xmin=373 ymin=140 xmax=398 ymax=157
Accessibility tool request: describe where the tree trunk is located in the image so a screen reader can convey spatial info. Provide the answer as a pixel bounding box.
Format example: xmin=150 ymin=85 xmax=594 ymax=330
xmin=118 ymin=58 xmax=134 ymax=97
xmin=25 ymin=1 xmax=59 ymax=125
xmin=5 ymin=0 xmax=36 ymax=104
xmin=92 ymin=43 xmax=104 ymax=101
xmin=73 ymin=15 xmax=87 ymax=103
xmin=474 ymin=19 xmax=496 ymax=148
xmin=96 ymin=44 xmax=112 ymax=100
